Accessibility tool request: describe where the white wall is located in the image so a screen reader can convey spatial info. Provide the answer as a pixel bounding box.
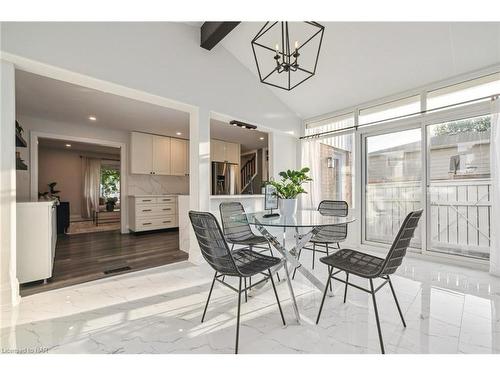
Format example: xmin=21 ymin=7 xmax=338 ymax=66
xmin=0 ymin=61 xmax=20 ymax=307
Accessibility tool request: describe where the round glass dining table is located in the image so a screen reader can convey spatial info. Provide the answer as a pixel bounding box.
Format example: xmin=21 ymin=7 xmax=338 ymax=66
xmin=230 ymin=209 xmax=356 ymax=323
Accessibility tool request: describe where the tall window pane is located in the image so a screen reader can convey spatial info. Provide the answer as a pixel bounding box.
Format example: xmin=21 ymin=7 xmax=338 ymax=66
xmin=319 ymin=133 xmax=354 ymax=207
xmin=365 ymin=128 xmax=422 ymax=246
xmin=427 ymin=115 xmax=491 ymax=259
xmin=304 ymin=114 xmax=355 ymax=209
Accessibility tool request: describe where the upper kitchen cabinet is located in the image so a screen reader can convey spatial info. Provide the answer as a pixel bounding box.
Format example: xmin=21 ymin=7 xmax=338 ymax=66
xmin=210 ymin=139 xmax=240 ymax=164
xmin=152 ymin=135 xmax=171 ymax=175
xmin=131 ymin=132 xmax=187 ymax=176
xmin=130 ymin=132 xmax=154 ymax=174
xmin=170 ymin=138 xmax=189 ymax=176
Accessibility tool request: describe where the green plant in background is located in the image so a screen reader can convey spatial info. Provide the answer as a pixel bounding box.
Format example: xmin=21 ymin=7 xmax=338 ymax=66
xmin=100 ymin=167 xmax=120 ymax=198
xmin=268 ymin=167 xmax=312 ymax=199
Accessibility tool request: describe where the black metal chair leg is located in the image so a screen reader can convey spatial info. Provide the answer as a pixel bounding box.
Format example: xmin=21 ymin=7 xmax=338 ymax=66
xmin=370 ymin=279 xmax=385 ymax=354
xmin=326 ymin=244 xmax=332 ymax=292
xmin=312 ymin=243 xmax=316 ymax=270
xmin=244 ymin=278 xmax=248 ymax=302
xmin=268 ymin=243 xmax=280 ymax=282
xmin=201 ymin=271 xmax=217 ymax=323
xmin=235 ymin=277 xmax=242 ymax=354
xmin=387 ymin=275 xmax=406 ymax=327
xmin=343 ymin=272 xmax=349 ymax=303
xmin=268 ymin=270 xmax=286 ymax=326
xmin=316 ymin=267 xmax=334 ymax=324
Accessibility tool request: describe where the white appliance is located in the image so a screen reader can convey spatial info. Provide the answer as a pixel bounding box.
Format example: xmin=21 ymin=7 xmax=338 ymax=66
xmin=16 ymin=201 xmax=57 ymax=283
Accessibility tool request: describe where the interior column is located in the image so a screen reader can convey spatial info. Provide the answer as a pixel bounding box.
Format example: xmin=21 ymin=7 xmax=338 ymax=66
xmin=0 ymin=59 xmax=20 ymax=307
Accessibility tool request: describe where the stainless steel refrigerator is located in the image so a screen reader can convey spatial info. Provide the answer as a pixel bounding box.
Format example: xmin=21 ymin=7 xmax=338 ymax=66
xmin=212 ymin=162 xmax=239 ymax=195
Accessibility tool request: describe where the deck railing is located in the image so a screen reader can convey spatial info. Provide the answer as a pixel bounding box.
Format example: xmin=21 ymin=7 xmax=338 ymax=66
xmin=365 ymin=178 xmax=491 ymax=258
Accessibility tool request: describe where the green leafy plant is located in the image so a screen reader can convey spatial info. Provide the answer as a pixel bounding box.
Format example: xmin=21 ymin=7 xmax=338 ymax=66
xmin=268 ymin=167 xmax=312 ymax=199
xmin=100 ymin=167 xmax=120 ymax=198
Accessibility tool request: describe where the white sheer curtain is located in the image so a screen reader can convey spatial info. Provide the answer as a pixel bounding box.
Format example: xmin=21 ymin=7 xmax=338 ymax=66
xmin=82 ymin=157 xmax=101 ymax=218
xmin=490 ymin=97 xmax=500 ymax=276
xmin=300 ymin=138 xmax=322 ymax=210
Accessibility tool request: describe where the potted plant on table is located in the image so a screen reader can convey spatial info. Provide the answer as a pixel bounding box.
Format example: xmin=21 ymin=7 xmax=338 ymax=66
xmin=268 ymin=167 xmax=312 ymax=216
xmin=106 ymin=197 xmax=118 ymax=212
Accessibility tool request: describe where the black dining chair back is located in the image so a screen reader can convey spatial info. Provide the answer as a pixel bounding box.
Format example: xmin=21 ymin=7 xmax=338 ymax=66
xmin=189 ymin=211 xmax=239 ymax=276
xmin=219 ymin=202 xmax=254 ymax=243
xmin=380 ymin=209 xmax=423 ymax=276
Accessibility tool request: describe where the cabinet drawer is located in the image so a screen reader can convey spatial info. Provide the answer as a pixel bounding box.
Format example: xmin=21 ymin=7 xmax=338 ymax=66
xmin=135 ymin=204 xmax=176 ymax=217
xmin=158 ymin=196 xmax=177 ymax=204
xmin=136 ymin=197 xmax=157 ymax=204
xmin=136 ymin=216 xmax=177 ymax=229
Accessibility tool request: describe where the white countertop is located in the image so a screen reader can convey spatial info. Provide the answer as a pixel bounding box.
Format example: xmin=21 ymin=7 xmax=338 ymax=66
xmin=17 ymin=200 xmax=57 ymax=206
xmin=209 ymin=195 xmax=264 ymax=199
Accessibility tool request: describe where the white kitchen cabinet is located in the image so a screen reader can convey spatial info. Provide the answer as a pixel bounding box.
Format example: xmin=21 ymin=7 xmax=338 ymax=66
xmin=152 ymin=135 xmax=171 ymax=175
xmin=210 ymin=139 xmax=240 ymax=164
xmin=130 ymin=132 xmax=154 ymax=174
xmin=131 ymin=132 xmax=190 ymax=176
xmin=128 ymin=195 xmax=178 ymax=232
xmin=170 ymin=138 xmax=189 ymax=176
xmin=17 ymin=201 xmax=57 ymax=283
xmin=225 ymin=141 xmax=240 ymax=164
xmin=210 ymin=139 xmax=226 ymax=162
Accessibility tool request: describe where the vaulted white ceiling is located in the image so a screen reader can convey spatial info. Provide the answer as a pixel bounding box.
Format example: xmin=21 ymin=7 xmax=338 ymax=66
xmin=221 ymin=22 xmax=500 ymax=119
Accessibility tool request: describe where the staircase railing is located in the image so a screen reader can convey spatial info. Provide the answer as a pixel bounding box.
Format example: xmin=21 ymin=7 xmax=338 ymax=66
xmin=241 ymin=155 xmax=257 ymax=194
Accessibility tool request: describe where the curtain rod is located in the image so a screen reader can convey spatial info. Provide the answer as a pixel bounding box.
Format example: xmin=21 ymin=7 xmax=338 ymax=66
xmin=300 ymin=92 xmax=500 ymax=140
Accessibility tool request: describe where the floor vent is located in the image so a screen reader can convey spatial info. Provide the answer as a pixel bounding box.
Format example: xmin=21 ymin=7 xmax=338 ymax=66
xmin=103 ymin=266 xmax=131 ymax=275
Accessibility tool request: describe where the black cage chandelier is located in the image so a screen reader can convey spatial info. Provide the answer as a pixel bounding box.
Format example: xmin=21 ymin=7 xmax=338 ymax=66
xmin=251 ymin=22 xmax=325 ymax=91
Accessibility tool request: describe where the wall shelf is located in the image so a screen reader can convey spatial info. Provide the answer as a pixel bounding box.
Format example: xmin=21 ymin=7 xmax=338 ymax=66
xmin=16 ymin=130 xmax=28 ymax=148
xmin=16 ymin=158 xmax=28 ymax=171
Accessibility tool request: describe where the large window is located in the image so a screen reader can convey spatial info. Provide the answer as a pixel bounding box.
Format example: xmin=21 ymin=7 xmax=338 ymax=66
xmin=364 ymin=128 xmax=422 ymax=246
xmin=305 ymin=70 xmax=498 ymax=262
xmin=427 ymin=115 xmax=491 ymax=259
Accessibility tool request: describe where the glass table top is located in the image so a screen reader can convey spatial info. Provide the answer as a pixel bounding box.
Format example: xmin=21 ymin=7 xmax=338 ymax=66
xmin=230 ymin=210 xmax=356 ymax=228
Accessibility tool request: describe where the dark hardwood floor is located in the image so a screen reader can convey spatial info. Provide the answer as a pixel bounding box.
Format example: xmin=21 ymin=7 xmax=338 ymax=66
xmin=20 ymin=229 xmax=188 ymax=296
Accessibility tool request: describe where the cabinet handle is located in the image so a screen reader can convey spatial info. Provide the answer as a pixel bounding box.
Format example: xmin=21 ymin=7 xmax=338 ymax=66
xmin=162 ymin=221 xmax=171 ymax=224
xmin=142 ymin=222 xmax=152 ymax=226
xmin=142 ymin=199 xmax=152 ymax=202
xmin=162 ymin=208 xmax=171 ymax=211
xmin=142 ymin=209 xmax=152 ymax=212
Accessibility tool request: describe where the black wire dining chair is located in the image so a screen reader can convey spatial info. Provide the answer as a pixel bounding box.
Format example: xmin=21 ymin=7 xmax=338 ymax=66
xmin=219 ymin=202 xmax=281 ymax=293
xmin=293 ymin=200 xmax=348 ymax=280
xmin=189 ymin=210 xmax=286 ymax=354
xmin=315 ymin=209 xmax=423 ymax=354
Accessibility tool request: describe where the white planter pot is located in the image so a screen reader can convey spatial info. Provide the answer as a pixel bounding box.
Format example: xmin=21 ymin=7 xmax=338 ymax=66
xmin=280 ymin=198 xmax=298 ymax=217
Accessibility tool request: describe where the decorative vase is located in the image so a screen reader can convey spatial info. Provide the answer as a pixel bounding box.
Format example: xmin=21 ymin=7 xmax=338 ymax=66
xmin=106 ymin=202 xmax=115 ymax=212
xmin=280 ymin=198 xmax=297 ymax=216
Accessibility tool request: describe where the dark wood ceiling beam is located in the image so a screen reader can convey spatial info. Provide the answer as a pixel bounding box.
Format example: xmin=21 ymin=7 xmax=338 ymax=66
xmin=200 ymin=22 xmax=240 ymax=50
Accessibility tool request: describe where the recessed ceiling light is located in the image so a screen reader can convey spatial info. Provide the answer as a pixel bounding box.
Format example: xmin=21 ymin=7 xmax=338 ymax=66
xmin=65 ymin=144 xmax=72 ymax=147
xmin=176 ymin=132 xmax=182 ymax=136
xmin=88 ymin=116 xmax=97 ymax=121
xmin=259 ymin=137 xmax=264 ymax=140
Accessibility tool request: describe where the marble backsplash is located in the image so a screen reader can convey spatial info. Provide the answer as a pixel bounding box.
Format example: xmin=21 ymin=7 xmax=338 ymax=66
xmin=128 ymin=174 xmax=189 ymax=196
